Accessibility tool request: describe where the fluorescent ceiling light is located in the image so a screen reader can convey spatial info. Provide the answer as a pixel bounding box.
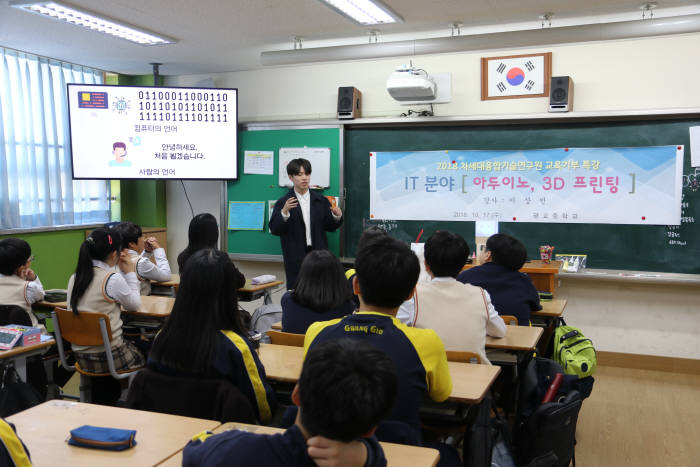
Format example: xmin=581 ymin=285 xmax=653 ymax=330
xmin=10 ymin=0 xmax=176 ymax=46
xmin=319 ymin=0 xmax=402 ymax=25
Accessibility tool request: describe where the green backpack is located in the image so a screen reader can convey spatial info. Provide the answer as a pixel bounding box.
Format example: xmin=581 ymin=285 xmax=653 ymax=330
xmin=553 ymin=322 xmax=597 ymax=378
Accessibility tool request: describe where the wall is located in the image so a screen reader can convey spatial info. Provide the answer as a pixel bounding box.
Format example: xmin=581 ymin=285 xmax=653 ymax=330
xmin=166 ymin=33 xmax=700 ymax=121
xmin=164 ymin=32 xmax=700 ymax=360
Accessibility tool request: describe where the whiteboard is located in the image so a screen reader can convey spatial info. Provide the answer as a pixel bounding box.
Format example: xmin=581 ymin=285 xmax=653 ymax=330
xmin=278 ymin=147 xmax=331 ymax=188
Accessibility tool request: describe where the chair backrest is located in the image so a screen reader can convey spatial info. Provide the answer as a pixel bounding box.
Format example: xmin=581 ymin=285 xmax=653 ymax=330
xmin=0 ymin=305 xmax=32 ymax=326
xmin=126 ymin=368 xmax=257 ymax=424
xmin=54 ymin=307 xmax=112 ymax=346
xmin=267 ymin=330 xmax=304 ymax=347
xmin=501 ymin=314 xmax=519 ymax=325
xmin=446 ymin=350 xmax=481 ymax=364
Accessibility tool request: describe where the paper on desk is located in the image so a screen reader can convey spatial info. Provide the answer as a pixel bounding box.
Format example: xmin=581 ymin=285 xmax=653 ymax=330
xmin=244 ymin=150 xmax=274 ymax=175
xmin=691 ymin=126 xmax=700 ymax=167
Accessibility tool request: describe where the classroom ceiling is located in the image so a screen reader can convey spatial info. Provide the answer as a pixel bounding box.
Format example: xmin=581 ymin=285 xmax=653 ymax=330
xmin=1 ymin=0 xmax=699 ymax=75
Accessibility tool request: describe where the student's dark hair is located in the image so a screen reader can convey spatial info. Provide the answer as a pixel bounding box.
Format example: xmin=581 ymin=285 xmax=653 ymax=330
xmin=286 ymin=158 xmax=312 ymax=176
xmin=150 ymin=249 xmax=246 ymax=374
xmin=299 ymin=339 xmax=397 ymax=441
xmin=355 ymin=236 xmax=419 ymax=308
xmin=70 ymin=227 xmax=122 ymax=313
xmin=424 ymin=230 xmax=470 ymax=278
xmin=293 ymin=250 xmax=352 ymax=312
xmin=0 ymin=238 xmax=31 ymax=275
xmin=486 ymin=233 xmax=528 ymax=270
xmin=177 ymin=213 xmax=219 ymax=270
xmin=356 ymin=226 xmax=388 ymax=254
xmin=113 ymin=142 xmax=126 ymax=150
xmin=113 ymin=221 xmax=142 ymax=249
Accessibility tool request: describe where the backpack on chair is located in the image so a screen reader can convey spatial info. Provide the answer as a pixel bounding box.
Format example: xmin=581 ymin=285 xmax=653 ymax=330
xmin=551 ymin=318 xmax=596 ymax=379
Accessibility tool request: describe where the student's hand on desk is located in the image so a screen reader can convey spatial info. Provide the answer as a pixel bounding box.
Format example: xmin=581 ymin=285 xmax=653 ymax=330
xmin=330 ymin=206 xmax=342 ymax=217
xmin=281 ymin=197 xmax=299 ymax=215
xmin=307 ymin=436 xmax=367 ymax=467
xmin=118 ymin=251 xmax=136 ymax=274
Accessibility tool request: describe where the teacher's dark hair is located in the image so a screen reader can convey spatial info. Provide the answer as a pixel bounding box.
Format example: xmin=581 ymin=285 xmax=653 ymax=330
xmin=70 ymin=227 xmax=122 ymax=313
xmin=150 ymin=249 xmax=246 ymax=373
xmin=286 ymin=158 xmax=312 ymax=176
xmin=177 ymin=213 xmax=219 ymax=270
xmin=293 ymin=250 xmax=352 ymax=312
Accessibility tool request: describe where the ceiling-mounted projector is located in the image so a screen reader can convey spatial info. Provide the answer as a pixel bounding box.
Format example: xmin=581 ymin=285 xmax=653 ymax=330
xmin=386 ymin=65 xmax=437 ymax=101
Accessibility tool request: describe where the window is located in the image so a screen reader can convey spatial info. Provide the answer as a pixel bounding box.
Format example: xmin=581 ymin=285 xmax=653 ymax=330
xmin=0 ymin=47 xmax=109 ymax=230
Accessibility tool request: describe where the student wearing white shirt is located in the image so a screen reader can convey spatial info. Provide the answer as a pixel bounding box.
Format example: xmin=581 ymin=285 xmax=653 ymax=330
xmin=269 ymin=158 xmax=342 ymax=289
xmin=113 ymin=221 xmax=171 ymax=295
xmin=401 ymin=230 xmax=506 ymax=364
xmin=0 ymin=238 xmax=44 ymax=327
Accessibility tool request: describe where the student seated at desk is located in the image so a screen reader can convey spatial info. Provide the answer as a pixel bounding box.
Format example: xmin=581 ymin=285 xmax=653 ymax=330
xmin=183 ymin=339 xmax=394 ymax=467
xmin=304 ymin=236 xmax=452 ymax=448
xmin=176 ymin=213 xmax=245 ymax=288
xmin=113 ymin=221 xmax=171 ymax=295
xmin=457 ymin=233 xmax=542 ymax=326
xmin=148 ymin=249 xmax=276 ymax=423
xmin=0 ymin=238 xmax=44 ymax=327
xmin=345 ymin=226 xmax=388 ymax=312
xmin=401 ymin=231 xmax=506 ymax=364
xmin=281 ymin=250 xmax=355 ymax=334
xmin=67 ymin=228 xmax=144 ymax=404
xmin=0 ymin=418 xmax=31 ymax=467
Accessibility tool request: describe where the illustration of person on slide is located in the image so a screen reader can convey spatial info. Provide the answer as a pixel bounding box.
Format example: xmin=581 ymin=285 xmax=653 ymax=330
xmin=109 ymin=142 xmax=131 ymax=167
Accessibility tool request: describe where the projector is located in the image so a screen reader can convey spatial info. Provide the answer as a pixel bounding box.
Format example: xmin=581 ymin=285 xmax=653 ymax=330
xmin=386 ymin=66 xmax=437 ymax=101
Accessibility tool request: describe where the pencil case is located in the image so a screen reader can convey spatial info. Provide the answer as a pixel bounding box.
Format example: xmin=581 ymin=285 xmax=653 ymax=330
xmin=68 ymin=425 xmax=137 ymax=451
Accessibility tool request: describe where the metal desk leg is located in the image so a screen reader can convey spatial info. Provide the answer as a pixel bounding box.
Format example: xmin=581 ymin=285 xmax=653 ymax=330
xmin=14 ymin=356 xmax=27 ymax=381
xmin=263 ymin=290 xmax=273 ymax=305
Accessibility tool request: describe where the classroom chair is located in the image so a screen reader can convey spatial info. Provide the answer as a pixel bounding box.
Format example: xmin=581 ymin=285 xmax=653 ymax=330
xmin=52 ymin=308 xmax=142 ymax=403
xmin=267 ymin=330 xmax=304 ymax=347
xmin=501 ymin=315 xmax=519 ymax=325
xmin=126 ymin=368 xmax=257 ymax=424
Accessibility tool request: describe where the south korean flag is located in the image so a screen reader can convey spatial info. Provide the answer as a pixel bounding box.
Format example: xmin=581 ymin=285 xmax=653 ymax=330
xmin=487 ymin=55 xmax=545 ymax=98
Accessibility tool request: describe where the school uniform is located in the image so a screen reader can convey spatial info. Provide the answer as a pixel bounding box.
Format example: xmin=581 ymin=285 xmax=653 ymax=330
xmin=0 ymin=418 xmax=31 ymax=467
xmin=182 ymin=424 xmax=387 ymax=467
xmin=281 ymin=291 xmax=355 ymax=334
xmin=66 ymin=260 xmax=144 ymax=373
xmin=457 ymin=262 xmax=542 ymax=325
xmin=406 ymin=277 xmax=506 ymax=364
xmin=148 ymin=330 xmax=277 ymax=424
xmin=269 ymin=189 xmax=342 ymax=289
xmin=0 ymin=273 xmax=44 ymax=327
xmin=123 ymin=248 xmax=172 ymax=295
xmin=305 ymin=312 xmax=452 ymax=441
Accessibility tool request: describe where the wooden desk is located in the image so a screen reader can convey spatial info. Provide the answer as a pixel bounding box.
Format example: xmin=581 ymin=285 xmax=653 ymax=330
xmin=153 ymin=273 xmax=180 ymax=292
xmin=532 ymin=298 xmax=567 ymax=318
xmin=7 ymin=400 xmax=220 ymax=467
xmin=122 ymin=295 xmax=175 ymax=318
xmin=157 ymin=422 xmax=440 ymax=467
xmin=462 ymin=260 xmax=561 ymax=295
xmin=258 ymin=344 xmax=499 ymax=404
xmin=238 ymin=279 xmax=284 ymax=304
xmin=0 ymin=339 xmax=54 ymax=380
xmin=271 ymin=320 xmax=282 ymax=330
xmin=485 ymin=326 xmax=543 ymax=351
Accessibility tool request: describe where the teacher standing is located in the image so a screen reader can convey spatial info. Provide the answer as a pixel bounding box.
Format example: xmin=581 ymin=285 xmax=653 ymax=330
xmin=270 ymin=158 xmax=343 ymax=289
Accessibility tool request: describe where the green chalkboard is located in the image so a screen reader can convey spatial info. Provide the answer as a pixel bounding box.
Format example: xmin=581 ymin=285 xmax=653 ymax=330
xmin=343 ymin=119 xmax=700 ymax=273
xmin=228 ymin=127 xmax=341 ymax=256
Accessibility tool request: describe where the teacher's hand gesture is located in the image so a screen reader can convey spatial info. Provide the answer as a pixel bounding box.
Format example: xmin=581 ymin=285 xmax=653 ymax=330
xmin=281 ymin=197 xmax=299 ymax=215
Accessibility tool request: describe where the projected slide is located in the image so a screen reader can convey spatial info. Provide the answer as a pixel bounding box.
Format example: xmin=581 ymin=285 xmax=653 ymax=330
xmin=67 ymin=84 xmax=238 ymax=179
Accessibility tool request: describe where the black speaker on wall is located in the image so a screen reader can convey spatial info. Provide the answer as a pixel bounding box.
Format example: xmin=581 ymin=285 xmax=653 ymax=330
xmin=337 ymin=87 xmax=361 ymax=119
xmin=548 ymin=76 xmax=574 ymax=113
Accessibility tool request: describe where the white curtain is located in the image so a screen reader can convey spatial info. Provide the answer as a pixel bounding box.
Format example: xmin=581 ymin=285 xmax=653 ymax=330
xmin=0 ymin=47 xmax=109 ymax=230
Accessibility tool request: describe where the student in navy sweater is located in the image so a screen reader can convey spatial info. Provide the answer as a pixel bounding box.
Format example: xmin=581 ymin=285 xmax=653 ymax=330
xmin=183 ymin=338 xmax=396 ymax=467
xmin=148 ymin=249 xmax=276 ymax=423
xmin=457 ymin=233 xmax=542 ymax=325
xmin=281 ymin=250 xmax=355 ymax=334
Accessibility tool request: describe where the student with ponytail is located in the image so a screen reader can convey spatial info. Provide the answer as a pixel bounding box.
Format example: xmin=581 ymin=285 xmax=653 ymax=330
xmin=67 ymin=227 xmax=144 ymax=379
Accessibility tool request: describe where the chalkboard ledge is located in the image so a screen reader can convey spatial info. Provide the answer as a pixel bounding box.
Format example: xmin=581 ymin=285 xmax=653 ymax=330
xmin=560 ymin=269 xmax=700 ymax=286
xmin=229 ymin=253 xmax=283 ymax=263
